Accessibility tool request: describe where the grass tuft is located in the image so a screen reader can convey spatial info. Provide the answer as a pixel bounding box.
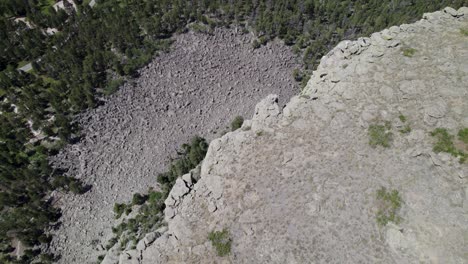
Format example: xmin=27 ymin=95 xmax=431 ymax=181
xmin=398 ymin=114 xmax=407 ymax=123
xmin=461 ymin=28 xmax=468 ymax=36
xmin=430 ymin=128 xmax=457 ymax=155
xmin=401 ymin=47 xmax=417 ymax=57
xmin=376 ymin=187 xmax=402 ymax=226
xmin=458 ymin=128 xmax=468 ymax=144
xmin=231 ymin=116 xmax=244 ymax=131
xmin=368 ymin=122 xmax=393 ymax=148
xmin=431 ymin=128 xmax=467 ymax=163
xmin=208 ymin=229 xmax=232 ymax=257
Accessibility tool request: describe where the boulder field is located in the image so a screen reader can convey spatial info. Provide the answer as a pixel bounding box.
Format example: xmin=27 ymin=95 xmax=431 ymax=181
xmin=49 ymin=28 xmax=301 ymax=263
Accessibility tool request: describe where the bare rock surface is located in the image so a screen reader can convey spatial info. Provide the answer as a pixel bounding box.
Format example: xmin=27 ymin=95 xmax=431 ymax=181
xmin=49 ymin=28 xmax=300 ymax=263
xmin=133 ymin=8 xmax=468 ymax=264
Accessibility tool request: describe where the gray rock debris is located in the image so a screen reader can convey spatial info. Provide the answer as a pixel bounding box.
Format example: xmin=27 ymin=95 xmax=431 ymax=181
xmin=133 ymin=7 xmax=468 ymax=264
xmin=48 ymin=27 xmax=300 ymax=263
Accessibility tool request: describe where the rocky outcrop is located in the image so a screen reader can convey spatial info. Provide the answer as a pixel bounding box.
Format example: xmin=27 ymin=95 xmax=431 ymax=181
xmin=49 ymin=28 xmax=300 ymax=264
xmin=120 ymin=7 xmax=468 ymax=263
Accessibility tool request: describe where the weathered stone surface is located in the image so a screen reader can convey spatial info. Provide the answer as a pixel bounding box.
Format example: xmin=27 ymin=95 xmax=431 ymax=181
xmin=169 ymin=178 xmax=190 ymax=200
xmin=101 ymin=244 xmax=121 ymax=264
xmin=135 ymin=7 xmax=468 ymax=264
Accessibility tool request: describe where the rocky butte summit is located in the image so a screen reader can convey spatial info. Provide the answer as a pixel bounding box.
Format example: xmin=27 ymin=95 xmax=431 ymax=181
xmin=103 ymin=7 xmax=468 ymax=264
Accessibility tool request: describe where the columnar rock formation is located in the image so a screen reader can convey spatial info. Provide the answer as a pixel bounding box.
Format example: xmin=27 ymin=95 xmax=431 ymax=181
xmin=113 ymin=7 xmax=468 ymax=264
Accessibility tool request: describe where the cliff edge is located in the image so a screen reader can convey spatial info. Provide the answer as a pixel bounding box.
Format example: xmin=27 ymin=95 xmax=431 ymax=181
xmin=112 ymin=7 xmax=468 ymax=264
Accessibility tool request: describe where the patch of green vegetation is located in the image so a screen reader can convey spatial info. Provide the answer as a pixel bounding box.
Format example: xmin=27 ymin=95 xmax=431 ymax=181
xmin=430 ymin=128 xmax=467 ymax=163
xmin=208 ymin=229 xmax=232 ymax=257
xmin=38 ymin=0 xmax=55 ymax=13
xmin=52 ymin=175 xmax=88 ymax=194
xmin=103 ymin=78 xmax=125 ymax=95
xmin=401 ymin=47 xmax=417 ymax=57
xmin=399 ymin=125 xmax=412 ymax=134
xmin=231 ymin=116 xmax=244 ymax=131
xmin=300 ymin=74 xmax=311 ymax=90
xmin=397 ymin=114 xmax=411 ymax=134
xmin=376 ymin=187 xmax=402 ymax=226
xmin=132 ymin=193 xmax=148 ymax=206
xmin=431 ymin=128 xmax=458 ymax=155
xmin=113 ymin=203 xmax=127 ymax=219
xmin=460 ymin=28 xmax=468 ymax=36
xmin=368 ymin=122 xmax=393 ymax=148
xmin=157 ymin=136 xmax=208 ymax=192
xmin=292 ymin=68 xmax=303 ymax=82
xmin=398 ymin=114 xmax=407 ymax=123
xmin=292 ymin=68 xmax=311 ymax=89
xmin=108 ymin=188 xmax=166 ymax=250
xmin=458 ymin=128 xmax=468 ymax=144
xmin=258 ymin=35 xmax=269 ymax=46
xmin=40 ymin=75 xmax=59 ymax=85
xmin=398 ymin=114 xmax=411 ymax=134
xmin=252 ymin=39 xmax=261 ymax=49
xmin=188 ymin=22 xmax=213 ymax=34
xmin=256 ymin=130 xmax=264 ymax=137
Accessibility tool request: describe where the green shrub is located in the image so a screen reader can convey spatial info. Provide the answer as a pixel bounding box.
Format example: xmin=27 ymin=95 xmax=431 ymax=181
xmin=39 ymin=253 xmax=55 ymax=263
xmin=430 ymin=128 xmax=457 ymax=155
xmin=103 ymin=78 xmax=124 ymax=95
xmin=368 ymin=122 xmax=393 ymax=148
xmin=431 ymin=128 xmax=467 ymax=163
xmin=208 ymin=229 xmax=231 ymax=257
xmin=68 ymin=179 xmax=87 ymax=194
xmin=376 ymin=187 xmax=402 ymax=226
xmin=458 ymin=128 xmax=468 ymax=144
xmin=114 ymin=203 xmax=126 ymax=219
xmin=125 ymin=206 xmax=132 ymax=215
xmin=401 ymin=47 xmax=417 ymax=57
xmin=252 ymin=39 xmax=260 ymax=49
xmin=188 ymin=23 xmax=213 ymax=34
xmin=52 ymin=176 xmax=87 ymax=194
xmin=292 ymin=69 xmax=303 ymax=82
xmin=231 ymin=116 xmax=244 ymax=131
xmin=461 ymin=28 xmax=468 ymax=36
xmin=398 ymin=114 xmax=407 ymax=122
xmin=258 ymin=36 xmax=268 ymax=45
xmin=132 ymin=193 xmax=148 ymax=206
xmin=38 ymin=234 xmax=52 ymax=244
xmin=397 ymin=114 xmax=411 ymax=133
xmin=148 ymin=190 xmax=164 ymax=203
xmin=300 ymin=74 xmax=311 ymax=89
